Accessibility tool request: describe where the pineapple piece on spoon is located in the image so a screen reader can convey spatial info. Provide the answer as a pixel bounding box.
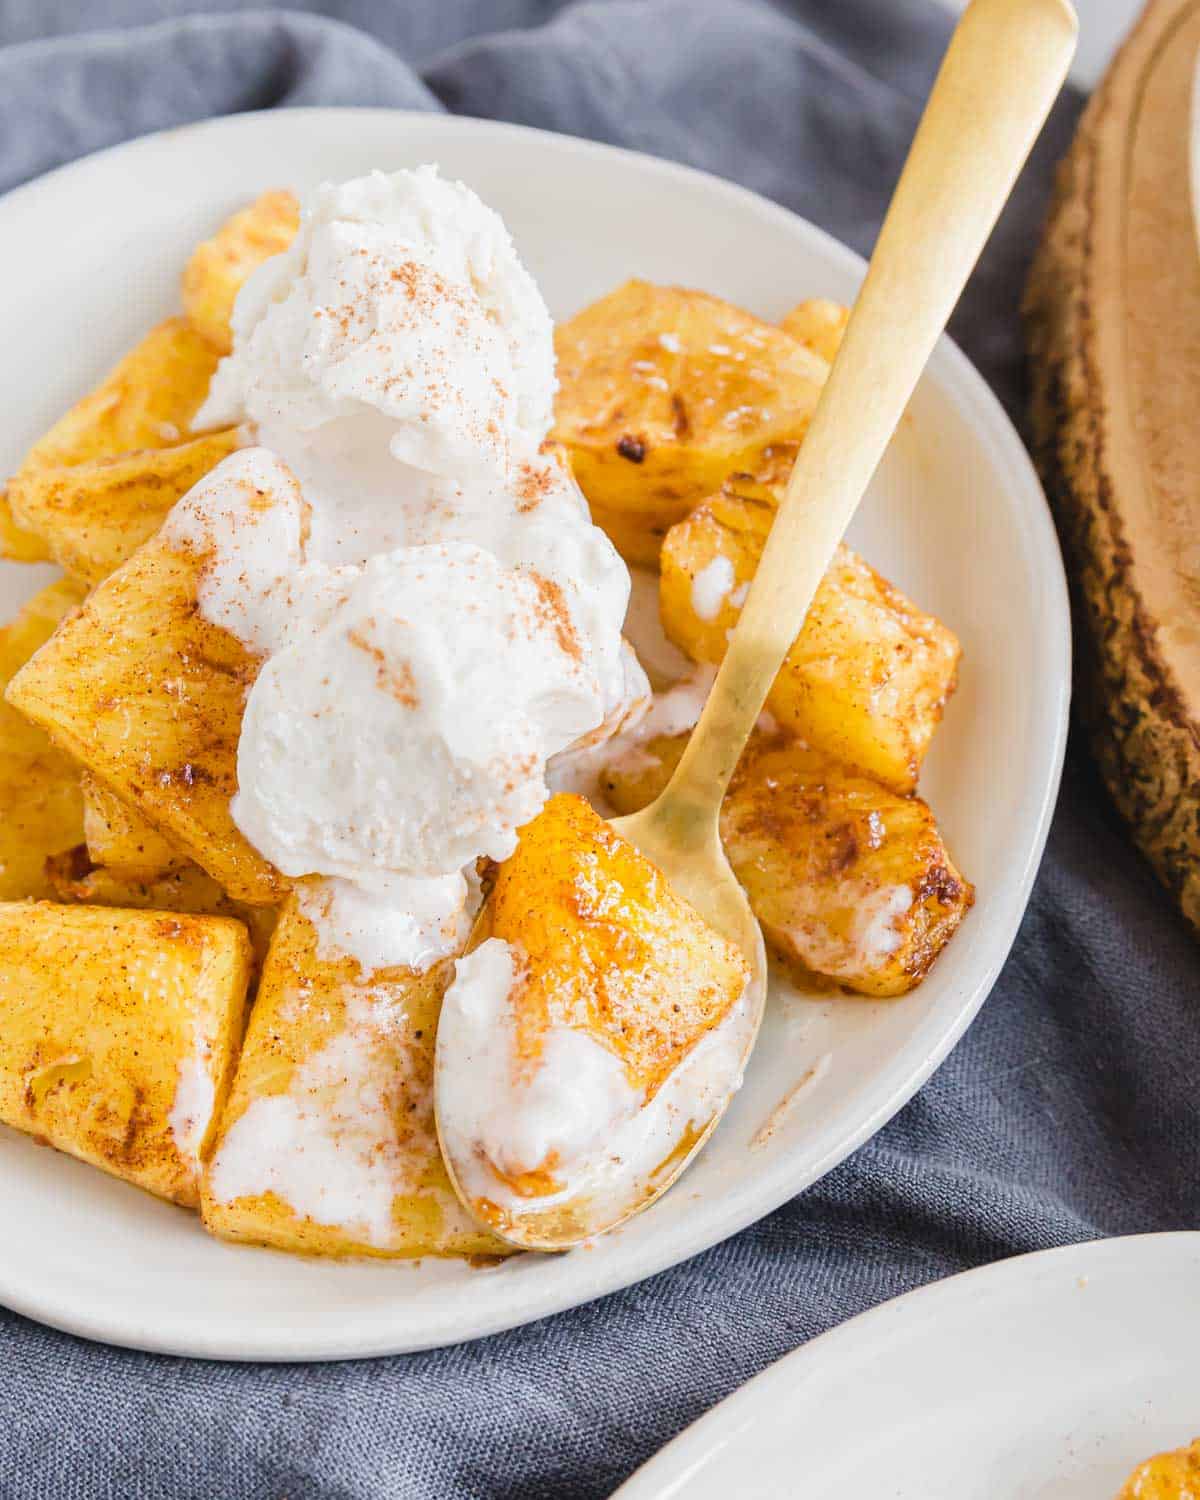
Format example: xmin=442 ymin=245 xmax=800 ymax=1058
xmin=436 ymin=794 xmax=751 ymax=1250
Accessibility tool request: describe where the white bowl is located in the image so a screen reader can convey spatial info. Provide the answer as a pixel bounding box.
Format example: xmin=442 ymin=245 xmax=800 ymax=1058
xmin=0 ymin=108 xmax=1069 ymax=1361
xmin=616 ymin=1232 xmax=1200 ymax=1498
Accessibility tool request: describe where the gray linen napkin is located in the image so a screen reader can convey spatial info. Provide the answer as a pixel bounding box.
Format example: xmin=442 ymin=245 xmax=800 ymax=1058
xmin=0 ymin=4 xmax=1195 ymax=1498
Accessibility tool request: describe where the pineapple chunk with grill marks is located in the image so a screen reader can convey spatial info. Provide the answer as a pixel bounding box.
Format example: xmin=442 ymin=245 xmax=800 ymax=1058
xmin=10 ymin=429 xmax=240 ymax=586
xmin=202 ymin=897 xmax=509 ymax=1259
xmin=0 ymin=579 xmax=86 ymax=900
xmin=0 ymin=901 xmax=253 ymax=1205
xmin=182 ymin=190 xmax=300 ymax=354
xmin=553 ymin=280 xmax=827 ymax=565
xmin=5 ymin=535 xmax=284 ymax=906
xmin=660 ymin=482 xmax=960 ymax=792
xmin=602 ymin=732 xmax=972 ymax=997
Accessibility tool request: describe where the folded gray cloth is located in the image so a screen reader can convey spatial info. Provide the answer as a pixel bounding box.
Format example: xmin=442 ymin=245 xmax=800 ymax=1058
xmin=1 ymin=4 xmax=1195 ymax=1498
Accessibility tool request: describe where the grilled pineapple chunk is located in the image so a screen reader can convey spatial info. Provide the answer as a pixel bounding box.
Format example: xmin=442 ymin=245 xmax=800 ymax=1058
xmin=17 ymin=317 xmax=219 ymax=474
xmin=553 ymin=280 xmax=827 ymax=565
xmin=445 ymin=794 xmax=749 ymax=1220
xmin=5 ymin=535 xmax=282 ymax=905
xmin=10 ymin=429 xmax=240 ymax=586
xmin=780 ymin=298 xmax=850 ymax=363
xmin=0 ymin=901 xmax=252 ymax=1205
xmin=660 ymin=483 xmax=960 ymax=792
xmin=0 ymin=580 xmax=86 ymax=899
xmin=202 ymin=897 xmax=508 ymax=1259
xmin=722 ymin=744 xmax=972 ymax=996
xmin=182 ymin=190 xmax=300 ymax=354
xmin=44 ymin=850 xmax=278 ymax=968
xmin=81 ymin=773 xmax=185 ymax=876
xmin=481 ymin=794 xmax=747 ymax=1103
xmin=603 ymin=732 xmax=972 ymax=996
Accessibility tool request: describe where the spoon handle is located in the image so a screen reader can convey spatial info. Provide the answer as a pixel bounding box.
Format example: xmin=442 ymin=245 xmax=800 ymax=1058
xmin=656 ymin=0 xmax=1077 ymax=835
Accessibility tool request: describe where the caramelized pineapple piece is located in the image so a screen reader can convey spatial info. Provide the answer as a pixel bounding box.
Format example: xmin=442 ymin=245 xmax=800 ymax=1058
xmin=17 ymin=318 xmax=219 ymax=474
xmin=0 ymin=901 xmax=252 ymax=1205
xmin=660 ymin=483 xmax=960 ymax=792
xmin=604 ymin=733 xmax=972 ymax=997
xmin=553 ymin=280 xmax=827 ymax=565
xmin=1116 ymin=1440 xmax=1200 ymax=1500
xmin=81 ymin=773 xmax=186 ymax=876
xmin=10 ymin=429 xmax=240 ymax=586
xmin=45 ymin=849 xmax=277 ymax=969
xmin=722 ymin=743 xmax=972 ymax=997
xmin=440 ymin=794 xmax=749 ymax=1231
xmin=780 ymin=298 xmax=850 ymax=363
xmin=482 ymin=794 xmax=748 ymax=1100
xmin=5 ymin=535 xmax=283 ymax=905
xmin=182 ymin=190 xmax=300 ymax=354
xmin=202 ymin=897 xmax=507 ymax=1259
xmin=0 ymin=580 xmax=86 ymax=899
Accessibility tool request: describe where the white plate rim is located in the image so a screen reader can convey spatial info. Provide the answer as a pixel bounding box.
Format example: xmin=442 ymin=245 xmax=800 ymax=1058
xmin=613 ymin=1231 xmax=1200 ymax=1499
xmin=0 ymin=107 xmax=1071 ymax=1361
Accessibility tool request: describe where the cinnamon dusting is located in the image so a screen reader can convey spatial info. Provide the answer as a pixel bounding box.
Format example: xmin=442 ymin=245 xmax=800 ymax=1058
xmin=525 ymin=572 xmax=583 ymax=663
xmin=347 ymin=624 xmax=420 ymax=708
xmin=514 ymin=463 xmax=554 ymax=512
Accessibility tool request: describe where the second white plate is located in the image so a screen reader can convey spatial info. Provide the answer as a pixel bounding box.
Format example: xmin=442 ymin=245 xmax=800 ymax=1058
xmin=617 ymin=1233 xmax=1200 ymax=1499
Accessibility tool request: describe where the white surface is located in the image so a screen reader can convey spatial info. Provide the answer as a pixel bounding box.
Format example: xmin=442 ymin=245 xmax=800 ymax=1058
xmin=938 ymin=0 xmax=1137 ymax=87
xmin=0 ymin=108 xmax=1070 ymax=1361
xmin=616 ymin=1233 xmax=1200 ymax=1499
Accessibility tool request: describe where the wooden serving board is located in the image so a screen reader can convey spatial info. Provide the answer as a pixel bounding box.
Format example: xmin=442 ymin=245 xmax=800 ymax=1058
xmin=1025 ymin=0 xmax=1200 ymax=933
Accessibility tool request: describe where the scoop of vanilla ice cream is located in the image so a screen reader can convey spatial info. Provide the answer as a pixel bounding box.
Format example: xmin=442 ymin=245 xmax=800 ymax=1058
xmin=197 ymin=166 xmax=556 ymax=491
xmin=172 ymin=170 xmax=648 ymax=975
xmin=232 ymin=542 xmax=612 ymax=881
xmin=165 ymin=449 xmax=643 ymax=935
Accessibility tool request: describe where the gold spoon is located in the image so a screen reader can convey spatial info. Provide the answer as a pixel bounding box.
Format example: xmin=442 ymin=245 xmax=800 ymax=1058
xmin=438 ymin=0 xmax=1078 ymax=1251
